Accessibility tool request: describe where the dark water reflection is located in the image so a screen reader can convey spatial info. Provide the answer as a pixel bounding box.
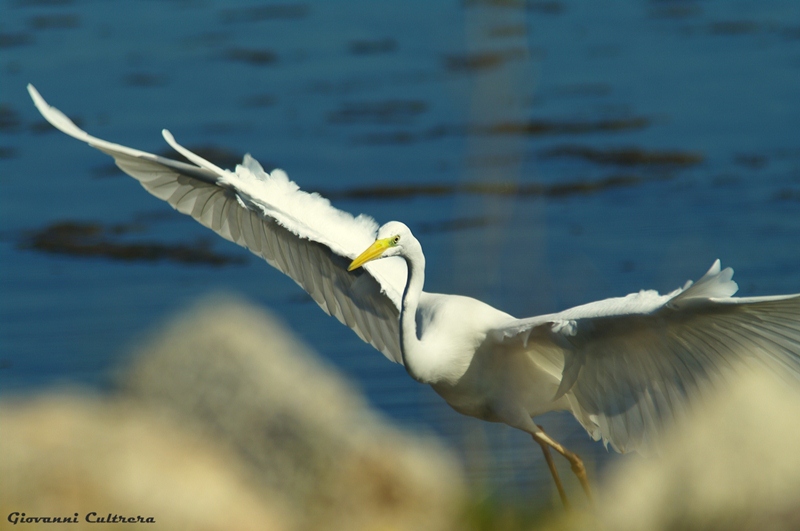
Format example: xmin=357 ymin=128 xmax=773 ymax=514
xmin=1 ymin=0 xmax=799 ymax=502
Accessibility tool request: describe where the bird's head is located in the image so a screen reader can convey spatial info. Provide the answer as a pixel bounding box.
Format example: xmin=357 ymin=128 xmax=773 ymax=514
xmin=348 ymin=221 xmax=414 ymax=271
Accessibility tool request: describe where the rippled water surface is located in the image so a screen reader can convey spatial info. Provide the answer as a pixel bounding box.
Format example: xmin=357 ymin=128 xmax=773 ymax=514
xmin=2 ymin=0 xmax=799 ymax=501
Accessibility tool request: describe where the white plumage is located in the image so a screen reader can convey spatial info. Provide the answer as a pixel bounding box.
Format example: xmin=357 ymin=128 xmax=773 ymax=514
xmin=28 ymin=85 xmax=405 ymax=364
xmin=29 ymin=84 xmax=800 ymax=506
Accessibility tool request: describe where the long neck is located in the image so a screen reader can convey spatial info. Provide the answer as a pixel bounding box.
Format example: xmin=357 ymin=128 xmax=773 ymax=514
xmin=399 ymin=246 xmax=426 ymax=379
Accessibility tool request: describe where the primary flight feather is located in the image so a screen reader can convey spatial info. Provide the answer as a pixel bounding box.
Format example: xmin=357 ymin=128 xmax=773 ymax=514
xmin=29 ymin=84 xmax=800 ymax=506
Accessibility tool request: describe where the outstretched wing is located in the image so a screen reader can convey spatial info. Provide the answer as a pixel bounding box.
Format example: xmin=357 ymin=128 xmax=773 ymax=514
xmin=29 ymin=84 xmax=405 ymax=364
xmin=493 ymin=260 xmax=800 ymax=455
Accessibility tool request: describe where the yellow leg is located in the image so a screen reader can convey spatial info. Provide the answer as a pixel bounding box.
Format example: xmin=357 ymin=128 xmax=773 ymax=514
xmin=532 ymin=427 xmax=594 ymax=506
xmin=533 ymin=431 xmax=570 ymax=509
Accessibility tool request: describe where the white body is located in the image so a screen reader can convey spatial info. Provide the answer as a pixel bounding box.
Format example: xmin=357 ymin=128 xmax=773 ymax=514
xmin=29 ymin=84 xmax=800 ymax=456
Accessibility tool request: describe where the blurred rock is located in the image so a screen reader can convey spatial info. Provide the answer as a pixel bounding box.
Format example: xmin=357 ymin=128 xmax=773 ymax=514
xmin=556 ymin=368 xmax=800 ymax=531
xmin=0 ymin=295 xmax=464 ymax=531
xmin=0 ymin=393 xmax=290 ymax=531
xmin=120 ymin=294 xmax=464 ymax=531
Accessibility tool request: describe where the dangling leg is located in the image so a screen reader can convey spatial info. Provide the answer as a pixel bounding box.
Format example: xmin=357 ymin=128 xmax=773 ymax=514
xmin=533 ymin=426 xmax=570 ymax=509
xmin=532 ymin=427 xmax=594 ymax=505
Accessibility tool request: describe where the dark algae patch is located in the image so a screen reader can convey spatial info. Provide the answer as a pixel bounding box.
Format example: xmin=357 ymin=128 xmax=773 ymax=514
xmin=123 ymin=72 xmax=168 ymax=88
xmin=240 ymin=93 xmax=276 ymax=108
xmin=328 ymin=100 xmax=428 ymax=125
xmin=483 ymin=116 xmax=651 ymax=135
xmin=541 ymin=145 xmax=703 ymax=167
xmin=0 ymin=104 xmax=22 ymax=132
xmin=462 ymin=0 xmax=565 ymax=14
xmin=348 ymin=113 xmax=652 ymax=145
xmin=26 ymin=14 xmax=80 ymax=30
xmin=223 ymin=48 xmax=278 ymax=66
xmin=774 ymin=188 xmax=800 ymax=202
xmin=418 ymin=216 xmax=506 ymax=234
xmin=321 ymin=174 xmax=646 ymax=200
xmin=20 ymin=221 xmax=246 ymax=266
xmin=443 ymin=48 xmax=527 ymax=72
xmin=348 ymin=38 xmax=396 ymax=55
xmin=0 ymin=32 xmax=34 ymax=48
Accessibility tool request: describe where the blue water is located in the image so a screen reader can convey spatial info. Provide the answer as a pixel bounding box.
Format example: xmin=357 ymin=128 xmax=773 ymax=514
xmin=2 ymin=0 xmax=799 ymax=501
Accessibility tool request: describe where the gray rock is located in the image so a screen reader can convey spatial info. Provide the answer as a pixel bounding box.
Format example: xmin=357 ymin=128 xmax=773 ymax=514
xmin=0 ymin=393 xmax=290 ymax=531
xmin=120 ymin=294 xmax=464 ymax=531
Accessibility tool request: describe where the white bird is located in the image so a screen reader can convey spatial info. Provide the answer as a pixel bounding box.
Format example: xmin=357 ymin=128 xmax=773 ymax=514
xmin=28 ymin=84 xmax=800 ymax=507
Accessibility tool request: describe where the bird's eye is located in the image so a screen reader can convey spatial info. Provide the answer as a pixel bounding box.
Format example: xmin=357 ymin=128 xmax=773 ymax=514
xmin=392 ymin=235 xmax=400 ymax=245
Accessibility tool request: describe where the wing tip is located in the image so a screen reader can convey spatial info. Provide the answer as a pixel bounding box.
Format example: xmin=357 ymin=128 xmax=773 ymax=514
xmin=27 ymin=83 xmax=89 ymax=140
xmin=27 ymin=83 xmax=52 ymax=123
xmin=27 ymin=83 xmax=41 ymax=104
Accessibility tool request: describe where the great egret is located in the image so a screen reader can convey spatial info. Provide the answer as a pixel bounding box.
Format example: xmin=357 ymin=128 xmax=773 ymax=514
xmin=28 ymin=84 xmax=800 ymax=507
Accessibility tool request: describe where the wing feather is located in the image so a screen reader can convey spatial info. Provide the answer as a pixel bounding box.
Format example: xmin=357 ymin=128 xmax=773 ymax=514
xmin=29 ymin=84 xmax=405 ymax=364
xmin=494 ymin=261 xmax=800 ymax=454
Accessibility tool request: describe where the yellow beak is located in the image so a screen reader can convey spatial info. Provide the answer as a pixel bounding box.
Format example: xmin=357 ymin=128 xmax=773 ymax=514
xmin=348 ymin=238 xmax=391 ymax=271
